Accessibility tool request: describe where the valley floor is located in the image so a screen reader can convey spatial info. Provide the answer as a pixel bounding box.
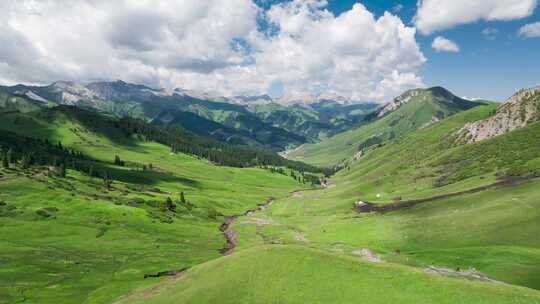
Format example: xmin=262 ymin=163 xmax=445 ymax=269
xmin=114 ymin=174 xmax=540 ymax=303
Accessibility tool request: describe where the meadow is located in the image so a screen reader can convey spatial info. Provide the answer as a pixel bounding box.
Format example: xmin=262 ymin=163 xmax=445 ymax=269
xmin=120 ymin=100 xmax=540 ymax=303
xmin=2 ymin=92 xmax=540 ymax=303
xmin=0 ymin=110 xmax=302 ymax=303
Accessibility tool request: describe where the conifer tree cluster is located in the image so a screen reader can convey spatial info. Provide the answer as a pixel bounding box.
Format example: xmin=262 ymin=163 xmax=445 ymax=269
xmin=0 ymin=106 xmax=333 ymax=186
xmin=52 ymin=106 xmax=331 ymax=174
xmin=116 ymin=115 xmax=331 ymax=174
xmin=0 ymin=130 xmax=86 ymax=177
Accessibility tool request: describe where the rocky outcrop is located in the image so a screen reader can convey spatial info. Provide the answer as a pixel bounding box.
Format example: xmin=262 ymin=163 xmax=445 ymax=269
xmin=375 ymin=86 xmax=467 ymax=118
xmin=353 ymin=150 xmax=364 ymax=161
xmin=420 ymin=116 xmax=441 ymax=129
xmin=457 ymin=86 xmax=540 ymax=143
xmin=377 ymin=89 xmax=422 ymax=118
xmin=425 ymin=266 xmax=501 ymax=283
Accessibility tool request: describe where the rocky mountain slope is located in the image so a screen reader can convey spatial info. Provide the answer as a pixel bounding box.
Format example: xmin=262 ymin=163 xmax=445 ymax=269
xmin=457 ymin=86 xmax=540 ymax=143
xmin=0 ymin=90 xmax=51 ymax=113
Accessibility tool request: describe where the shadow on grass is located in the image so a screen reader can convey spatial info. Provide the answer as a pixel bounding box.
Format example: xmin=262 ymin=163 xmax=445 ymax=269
xmin=47 ymin=106 xmax=138 ymax=147
xmin=104 ymin=166 xmax=200 ymax=188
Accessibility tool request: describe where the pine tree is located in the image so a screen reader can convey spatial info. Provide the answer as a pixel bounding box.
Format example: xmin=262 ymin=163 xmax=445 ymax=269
xmin=59 ymin=163 xmax=66 ymax=178
xmin=114 ymin=155 xmax=124 ymax=166
xmin=165 ymin=197 xmax=176 ymax=212
xmin=180 ymin=192 xmax=186 ymax=205
xmin=21 ymin=154 xmax=31 ymax=169
xmin=6 ymin=148 xmax=12 ymax=165
xmin=103 ymin=171 xmax=111 ymax=189
xmin=1 ymin=151 xmax=8 ymax=168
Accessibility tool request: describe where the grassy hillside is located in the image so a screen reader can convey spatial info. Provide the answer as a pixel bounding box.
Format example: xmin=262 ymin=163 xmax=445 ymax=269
xmin=119 ymin=99 xmax=540 ymax=303
xmin=243 ymin=102 xmax=540 ymax=289
xmin=118 ymin=246 xmax=540 ymax=304
xmin=287 ymin=87 xmax=484 ymax=166
xmin=0 ymin=91 xmax=53 ymax=113
xmin=3 ymin=88 xmax=540 ymax=304
xmin=0 ymin=108 xmax=307 ymax=303
xmin=153 ymin=107 xmax=307 ymax=151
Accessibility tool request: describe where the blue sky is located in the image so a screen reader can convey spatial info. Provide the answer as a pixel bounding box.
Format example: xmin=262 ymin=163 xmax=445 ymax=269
xmin=328 ymin=0 xmax=540 ymax=101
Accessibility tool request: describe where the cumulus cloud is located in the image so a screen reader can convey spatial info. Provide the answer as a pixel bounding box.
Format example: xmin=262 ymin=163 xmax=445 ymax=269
xmin=415 ymin=0 xmax=538 ymax=34
xmin=0 ymin=0 xmax=426 ymax=102
xmin=482 ymin=27 xmax=499 ymax=40
xmin=431 ymin=36 xmax=460 ymax=52
xmin=518 ymin=22 xmax=540 ymax=38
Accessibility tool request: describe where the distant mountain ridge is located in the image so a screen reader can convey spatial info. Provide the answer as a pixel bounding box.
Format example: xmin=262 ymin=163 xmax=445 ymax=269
xmin=0 ymin=80 xmax=374 ymax=151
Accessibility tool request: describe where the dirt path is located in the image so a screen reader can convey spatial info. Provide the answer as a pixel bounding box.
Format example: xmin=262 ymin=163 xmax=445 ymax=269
xmin=354 ymin=176 xmax=535 ymax=214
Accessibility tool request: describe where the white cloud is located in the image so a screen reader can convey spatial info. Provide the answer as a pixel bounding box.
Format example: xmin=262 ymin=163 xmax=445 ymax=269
xmin=0 ymin=0 xmax=426 ymax=102
xmin=518 ymin=22 xmax=540 ymax=38
xmin=415 ymin=0 xmax=538 ymax=34
xmin=431 ymin=36 xmax=460 ymax=52
xmin=482 ymin=27 xmax=499 ymax=40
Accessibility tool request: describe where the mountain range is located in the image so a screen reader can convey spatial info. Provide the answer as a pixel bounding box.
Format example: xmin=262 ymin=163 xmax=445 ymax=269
xmin=0 ymin=80 xmax=376 ymax=151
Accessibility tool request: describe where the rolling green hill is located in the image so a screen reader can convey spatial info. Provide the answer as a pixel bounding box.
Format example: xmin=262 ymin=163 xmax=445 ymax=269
xmin=287 ymin=87 xmax=486 ymax=166
xmin=0 ymin=106 xmax=323 ymax=303
xmin=117 ymin=246 xmax=540 ymax=304
xmin=2 ymin=86 xmax=540 ymax=304
xmin=0 ymin=90 xmax=53 ymax=113
xmin=117 ymin=86 xmax=540 ymax=303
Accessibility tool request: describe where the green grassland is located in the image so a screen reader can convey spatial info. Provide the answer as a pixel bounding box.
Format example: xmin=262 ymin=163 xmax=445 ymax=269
xmin=117 ymin=246 xmax=540 ymax=304
xmin=115 ymin=176 xmax=540 ymax=303
xmin=287 ymin=87 xmax=484 ymax=166
xmin=3 ymin=91 xmax=540 ymax=304
xmin=122 ymin=100 xmax=540 ymax=303
xmin=0 ymin=109 xmax=303 ymax=303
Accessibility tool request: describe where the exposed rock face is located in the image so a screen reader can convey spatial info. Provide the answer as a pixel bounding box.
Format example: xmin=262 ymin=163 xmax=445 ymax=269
xmin=425 ymin=266 xmax=501 ymax=284
xmin=420 ymin=116 xmax=441 ymax=129
xmin=352 ymin=248 xmax=382 ymax=263
xmin=457 ymin=86 xmax=540 ymax=143
xmin=353 ymin=150 xmax=363 ymax=161
xmin=377 ymin=89 xmax=422 ymax=117
xmin=51 ymin=81 xmax=99 ymax=105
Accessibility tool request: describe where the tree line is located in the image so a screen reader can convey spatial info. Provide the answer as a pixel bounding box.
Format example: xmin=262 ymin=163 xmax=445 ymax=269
xmin=1 ymin=106 xmax=335 ymax=183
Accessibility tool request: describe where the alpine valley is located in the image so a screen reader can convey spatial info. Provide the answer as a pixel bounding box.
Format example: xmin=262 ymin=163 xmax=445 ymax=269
xmin=2 ymin=78 xmax=540 ymax=304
